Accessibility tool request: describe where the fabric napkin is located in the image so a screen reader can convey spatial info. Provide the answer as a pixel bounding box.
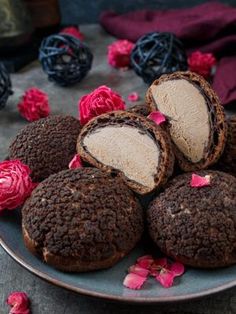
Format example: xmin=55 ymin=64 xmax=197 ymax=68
xmin=100 ymin=2 xmax=236 ymax=106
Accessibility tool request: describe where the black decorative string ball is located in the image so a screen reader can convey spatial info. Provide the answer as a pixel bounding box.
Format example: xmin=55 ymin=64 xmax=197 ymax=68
xmin=0 ymin=63 xmax=13 ymax=109
xmin=131 ymin=32 xmax=188 ymax=84
xmin=39 ymin=34 xmax=93 ymax=86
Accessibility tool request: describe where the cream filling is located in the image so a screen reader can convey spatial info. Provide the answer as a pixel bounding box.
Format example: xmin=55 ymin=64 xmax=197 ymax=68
xmin=83 ymin=126 xmax=160 ymax=188
xmin=151 ymin=79 xmax=210 ymax=163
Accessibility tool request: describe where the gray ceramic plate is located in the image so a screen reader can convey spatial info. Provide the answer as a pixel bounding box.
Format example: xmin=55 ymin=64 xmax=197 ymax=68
xmin=1 ymin=208 xmax=236 ymax=303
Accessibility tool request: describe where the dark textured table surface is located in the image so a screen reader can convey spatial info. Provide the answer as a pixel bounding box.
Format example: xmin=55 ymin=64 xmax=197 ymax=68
xmin=0 ymin=25 xmax=236 ymax=314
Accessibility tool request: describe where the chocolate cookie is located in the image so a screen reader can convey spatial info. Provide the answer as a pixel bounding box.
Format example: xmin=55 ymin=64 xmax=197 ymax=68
xmin=22 ymin=168 xmax=144 ymax=272
xmin=146 ymin=71 xmax=227 ymax=171
xmin=127 ymin=103 xmax=151 ymax=117
xmin=77 ymin=111 xmax=175 ymax=195
xmin=216 ymin=115 xmax=236 ymax=176
xmin=9 ymin=115 xmax=81 ymax=182
xmin=147 ymin=170 xmax=236 ymax=268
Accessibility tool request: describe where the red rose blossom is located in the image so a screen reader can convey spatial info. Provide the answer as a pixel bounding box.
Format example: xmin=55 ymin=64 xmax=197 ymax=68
xmin=6 ymin=291 xmax=30 ymax=314
xmin=18 ymin=87 xmax=50 ymax=122
xmin=188 ymin=51 xmax=216 ymax=79
xmin=78 ymin=85 xmax=126 ymax=125
xmin=108 ymin=39 xmax=134 ymax=68
xmin=60 ymin=26 xmax=84 ymax=41
xmin=0 ymin=160 xmax=36 ymax=211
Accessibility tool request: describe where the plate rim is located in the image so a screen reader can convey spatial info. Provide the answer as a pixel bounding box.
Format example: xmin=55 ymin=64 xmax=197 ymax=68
xmin=1 ymin=236 xmax=236 ymax=304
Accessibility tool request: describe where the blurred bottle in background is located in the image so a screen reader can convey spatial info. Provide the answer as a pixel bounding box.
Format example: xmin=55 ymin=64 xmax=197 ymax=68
xmin=0 ymin=0 xmax=33 ymax=50
xmin=0 ymin=0 xmax=61 ymax=71
xmin=24 ymin=0 xmax=60 ymax=32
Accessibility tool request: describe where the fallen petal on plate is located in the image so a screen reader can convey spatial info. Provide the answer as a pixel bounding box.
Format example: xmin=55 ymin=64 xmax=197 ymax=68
xmin=137 ymin=255 xmax=154 ymax=269
xmin=156 ymin=271 xmax=175 ymax=288
xmin=123 ymin=273 xmax=147 ymax=290
xmin=129 ymin=264 xmax=149 ymax=277
xmin=170 ymin=262 xmax=185 ymax=277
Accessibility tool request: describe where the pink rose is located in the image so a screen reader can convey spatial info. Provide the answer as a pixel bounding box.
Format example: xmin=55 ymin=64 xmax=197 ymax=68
xmin=7 ymin=291 xmax=30 ymax=314
xmin=0 ymin=160 xmax=36 ymax=211
xmin=108 ymin=39 xmax=134 ymax=68
xmin=188 ymin=51 xmax=216 ymax=79
xmin=18 ymin=87 xmax=50 ymax=122
xmin=60 ymin=26 xmax=84 ymax=41
xmin=78 ymin=85 xmax=126 ymax=125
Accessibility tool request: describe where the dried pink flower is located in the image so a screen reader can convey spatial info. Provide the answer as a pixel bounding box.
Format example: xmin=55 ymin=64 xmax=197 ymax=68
xmin=107 ymin=39 xmax=134 ymax=68
xmin=0 ymin=160 xmax=37 ymax=211
xmin=78 ymin=85 xmax=125 ymax=125
xmin=18 ymin=87 xmax=50 ymax=122
xmin=6 ymin=291 xmax=30 ymax=314
xmin=188 ymin=51 xmax=216 ymax=79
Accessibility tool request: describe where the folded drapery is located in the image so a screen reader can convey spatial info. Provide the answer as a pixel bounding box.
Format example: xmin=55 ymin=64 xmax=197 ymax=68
xmin=100 ymin=2 xmax=236 ymax=106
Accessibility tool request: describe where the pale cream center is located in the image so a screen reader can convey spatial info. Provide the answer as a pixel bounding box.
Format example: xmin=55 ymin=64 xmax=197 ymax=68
xmin=83 ymin=126 xmax=160 ymax=188
xmin=151 ymin=79 xmax=210 ymax=163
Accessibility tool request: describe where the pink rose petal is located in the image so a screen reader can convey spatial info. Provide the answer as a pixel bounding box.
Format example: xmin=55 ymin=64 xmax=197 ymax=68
xmin=154 ymin=258 xmax=168 ymax=268
xmin=129 ymin=264 xmax=149 ymax=278
xmin=190 ymin=173 xmax=211 ymax=188
xmin=69 ymin=154 xmax=83 ymax=169
xmin=60 ymin=26 xmax=84 ymax=41
xmin=150 ymin=269 xmax=158 ymax=277
xmin=137 ymin=255 xmax=154 ymax=269
xmin=150 ymin=258 xmax=168 ymax=276
xmin=128 ymin=92 xmax=139 ymax=102
xmin=156 ymin=270 xmax=175 ymax=288
xmin=123 ymin=255 xmax=186 ymax=290
xmin=170 ymin=262 xmax=185 ymax=277
xmin=148 ymin=111 xmax=166 ymax=125
xmin=123 ymin=273 xmax=147 ymax=290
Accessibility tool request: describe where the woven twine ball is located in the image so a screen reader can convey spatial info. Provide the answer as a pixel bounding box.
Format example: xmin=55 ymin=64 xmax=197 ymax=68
xmin=0 ymin=63 xmax=13 ymax=109
xmin=131 ymin=32 xmax=188 ymax=84
xmin=39 ymin=34 xmax=93 ymax=86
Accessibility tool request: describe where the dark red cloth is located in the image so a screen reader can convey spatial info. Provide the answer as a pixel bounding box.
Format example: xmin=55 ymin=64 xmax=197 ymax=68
xmin=100 ymin=2 xmax=236 ymax=106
